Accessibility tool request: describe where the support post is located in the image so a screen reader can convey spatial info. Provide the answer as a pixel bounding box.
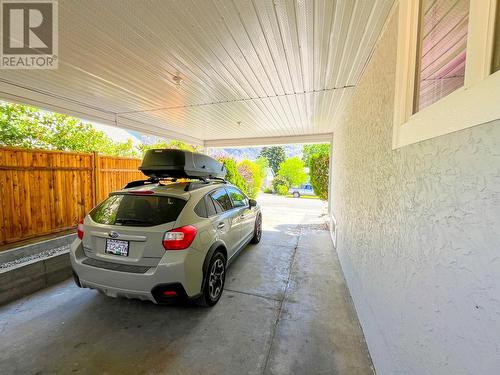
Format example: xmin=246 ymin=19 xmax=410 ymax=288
xmin=92 ymin=151 xmax=100 ymax=205
xmin=327 ymin=139 xmax=334 ymax=214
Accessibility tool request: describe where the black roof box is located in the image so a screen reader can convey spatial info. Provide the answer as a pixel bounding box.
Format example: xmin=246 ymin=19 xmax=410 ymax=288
xmin=139 ymin=149 xmax=226 ymax=179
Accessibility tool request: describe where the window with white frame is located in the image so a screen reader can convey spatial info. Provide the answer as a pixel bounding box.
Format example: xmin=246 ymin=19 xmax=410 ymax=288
xmin=393 ymin=0 xmax=500 ymax=149
xmin=414 ymin=0 xmax=470 ymax=112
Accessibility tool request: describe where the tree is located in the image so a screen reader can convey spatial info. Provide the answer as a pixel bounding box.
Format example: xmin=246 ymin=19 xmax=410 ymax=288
xmin=138 ymin=140 xmax=199 ymax=156
xmin=310 ymin=154 xmax=329 ymax=200
xmin=255 ymin=157 xmax=269 ymax=178
xmin=218 ymin=157 xmax=248 ymax=195
xmin=0 ymin=104 xmax=46 ymax=148
xmin=109 ymin=139 xmax=140 ymax=158
xmin=44 ymin=114 xmax=139 ymax=157
xmin=0 ymin=102 xmax=200 ymax=158
xmin=237 ymin=159 xmax=265 ymax=199
xmin=0 ymin=102 xmax=139 ymax=157
xmin=302 ymin=143 xmax=330 ymax=165
xmin=277 ymin=157 xmax=307 ymax=187
xmin=259 ymin=146 xmax=286 ymax=174
xmin=272 ymin=175 xmax=289 ymax=196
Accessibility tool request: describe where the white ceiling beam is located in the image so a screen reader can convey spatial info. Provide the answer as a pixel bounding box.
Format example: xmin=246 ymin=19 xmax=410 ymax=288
xmin=114 ymin=117 xmax=204 ymax=146
xmin=0 ymin=79 xmax=204 ymax=145
xmin=204 ymin=133 xmax=333 ymax=148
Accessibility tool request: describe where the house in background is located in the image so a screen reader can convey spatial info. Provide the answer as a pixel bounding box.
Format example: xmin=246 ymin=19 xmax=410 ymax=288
xmin=262 ymin=167 xmax=275 ymax=190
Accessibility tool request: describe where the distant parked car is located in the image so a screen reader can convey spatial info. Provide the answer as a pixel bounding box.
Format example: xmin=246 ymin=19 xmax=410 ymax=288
xmin=289 ymin=184 xmax=315 ymax=198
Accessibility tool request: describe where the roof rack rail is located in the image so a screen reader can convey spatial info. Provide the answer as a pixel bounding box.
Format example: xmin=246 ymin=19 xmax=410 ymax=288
xmin=123 ymin=177 xmax=159 ymax=189
xmin=203 ymin=177 xmax=227 ymax=183
xmin=183 ymin=177 xmax=228 ymax=191
xmin=123 ymin=176 xmax=227 ymax=191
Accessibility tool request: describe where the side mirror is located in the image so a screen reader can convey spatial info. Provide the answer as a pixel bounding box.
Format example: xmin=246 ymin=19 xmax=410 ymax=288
xmin=249 ymin=199 xmax=257 ymax=208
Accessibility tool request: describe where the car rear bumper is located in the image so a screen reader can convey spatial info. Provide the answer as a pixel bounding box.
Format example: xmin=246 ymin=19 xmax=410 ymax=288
xmin=70 ymin=239 xmax=204 ymax=303
xmin=77 ymin=277 xmax=158 ymax=302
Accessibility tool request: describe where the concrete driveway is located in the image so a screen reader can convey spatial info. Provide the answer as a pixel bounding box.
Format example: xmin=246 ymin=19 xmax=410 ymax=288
xmin=0 ymin=194 xmax=373 ymax=375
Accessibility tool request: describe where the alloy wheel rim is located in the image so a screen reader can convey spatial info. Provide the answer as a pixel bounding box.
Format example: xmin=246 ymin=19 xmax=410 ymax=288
xmin=208 ymin=258 xmax=225 ymax=300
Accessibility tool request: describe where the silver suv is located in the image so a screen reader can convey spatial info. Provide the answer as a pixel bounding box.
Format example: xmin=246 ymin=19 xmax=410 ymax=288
xmin=70 ymin=181 xmax=262 ymax=306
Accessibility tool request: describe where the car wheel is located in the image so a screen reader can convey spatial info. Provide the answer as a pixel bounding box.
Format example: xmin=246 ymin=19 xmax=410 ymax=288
xmin=250 ymin=214 xmax=262 ymax=244
xmin=293 ymin=192 xmax=300 ymax=198
xmin=73 ymin=272 xmax=82 ymax=288
xmin=198 ymin=251 xmax=226 ymax=307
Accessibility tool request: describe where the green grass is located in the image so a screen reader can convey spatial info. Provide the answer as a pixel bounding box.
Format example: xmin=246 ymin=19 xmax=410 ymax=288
xmin=285 ymin=194 xmax=320 ymax=200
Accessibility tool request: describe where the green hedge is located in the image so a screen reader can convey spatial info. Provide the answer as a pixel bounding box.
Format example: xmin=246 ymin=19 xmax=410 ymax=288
xmin=272 ymin=175 xmax=289 ymax=196
xmin=309 ymin=154 xmax=329 ymax=200
xmin=237 ymin=159 xmax=264 ymax=199
xmin=219 ymin=157 xmax=248 ymax=195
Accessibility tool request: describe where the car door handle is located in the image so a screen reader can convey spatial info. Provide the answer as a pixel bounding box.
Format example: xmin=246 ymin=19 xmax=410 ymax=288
xmin=239 ymin=214 xmax=245 ymax=219
xmin=217 ymin=222 xmax=225 ymax=229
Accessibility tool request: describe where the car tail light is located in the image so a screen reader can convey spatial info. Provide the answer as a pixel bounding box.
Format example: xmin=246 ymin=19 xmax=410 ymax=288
xmin=162 ymin=225 xmax=197 ymax=250
xmin=77 ymin=220 xmax=84 ymax=240
xmin=162 ymin=290 xmax=177 ymax=297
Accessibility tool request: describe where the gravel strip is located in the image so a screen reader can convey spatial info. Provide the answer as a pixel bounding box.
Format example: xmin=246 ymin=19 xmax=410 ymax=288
xmin=0 ymin=245 xmax=70 ymax=270
xmin=299 ymin=223 xmax=329 ymax=231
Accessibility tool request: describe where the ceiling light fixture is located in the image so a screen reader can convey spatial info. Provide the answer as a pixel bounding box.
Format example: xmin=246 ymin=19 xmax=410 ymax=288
xmin=172 ymin=75 xmax=183 ymax=89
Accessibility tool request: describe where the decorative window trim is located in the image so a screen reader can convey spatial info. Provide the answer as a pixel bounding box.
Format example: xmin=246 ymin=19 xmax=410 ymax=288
xmin=393 ymin=0 xmax=499 ymax=149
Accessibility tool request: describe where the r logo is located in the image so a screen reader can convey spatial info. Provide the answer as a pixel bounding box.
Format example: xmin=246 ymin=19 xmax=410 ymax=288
xmin=1 ymin=0 xmax=57 ymax=69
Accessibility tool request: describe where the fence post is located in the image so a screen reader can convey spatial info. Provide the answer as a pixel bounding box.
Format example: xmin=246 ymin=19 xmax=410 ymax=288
xmin=92 ymin=151 xmax=100 ymax=205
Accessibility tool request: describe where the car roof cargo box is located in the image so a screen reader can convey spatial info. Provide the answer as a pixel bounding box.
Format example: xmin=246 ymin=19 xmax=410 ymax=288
xmin=139 ymin=149 xmax=226 ymax=179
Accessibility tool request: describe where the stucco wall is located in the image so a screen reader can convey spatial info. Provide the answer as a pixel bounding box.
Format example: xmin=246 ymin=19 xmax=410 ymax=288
xmin=330 ymin=6 xmax=500 ymax=375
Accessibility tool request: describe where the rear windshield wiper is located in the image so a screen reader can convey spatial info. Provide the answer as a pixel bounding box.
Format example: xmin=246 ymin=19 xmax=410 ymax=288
xmin=115 ymin=217 xmax=153 ymax=225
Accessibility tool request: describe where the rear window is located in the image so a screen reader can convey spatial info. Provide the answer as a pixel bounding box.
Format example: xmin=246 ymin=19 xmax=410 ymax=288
xmin=205 ymin=195 xmax=217 ymax=217
xmin=194 ymin=198 xmax=207 ymax=218
xmin=90 ymin=194 xmax=186 ymax=226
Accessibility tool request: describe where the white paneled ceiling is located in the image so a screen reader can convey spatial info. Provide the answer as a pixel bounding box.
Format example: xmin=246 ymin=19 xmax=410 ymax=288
xmin=0 ymin=0 xmax=394 ymax=145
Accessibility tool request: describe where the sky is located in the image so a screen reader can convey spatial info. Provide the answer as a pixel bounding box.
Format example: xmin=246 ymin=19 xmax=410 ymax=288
xmin=92 ymin=123 xmax=142 ymax=145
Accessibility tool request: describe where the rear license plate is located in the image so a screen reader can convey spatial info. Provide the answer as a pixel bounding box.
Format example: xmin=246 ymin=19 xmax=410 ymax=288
xmin=105 ymin=239 xmax=129 ymax=256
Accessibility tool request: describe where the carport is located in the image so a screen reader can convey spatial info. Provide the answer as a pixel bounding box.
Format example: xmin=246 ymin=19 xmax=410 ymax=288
xmin=2 ymin=0 xmax=500 ymax=374
xmin=0 ymin=1 xmax=391 ymax=374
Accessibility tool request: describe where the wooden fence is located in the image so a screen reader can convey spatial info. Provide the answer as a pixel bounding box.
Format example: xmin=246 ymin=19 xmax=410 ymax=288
xmin=0 ymin=147 xmax=144 ymax=246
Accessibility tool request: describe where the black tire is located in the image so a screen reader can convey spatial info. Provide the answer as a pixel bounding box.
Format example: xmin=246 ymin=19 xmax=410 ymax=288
xmin=198 ymin=251 xmax=226 ymax=307
xmin=293 ymin=191 xmax=300 ymax=198
xmin=250 ymin=213 xmax=262 ymax=244
xmin=73 ymin=272 xmax=82 ymax=288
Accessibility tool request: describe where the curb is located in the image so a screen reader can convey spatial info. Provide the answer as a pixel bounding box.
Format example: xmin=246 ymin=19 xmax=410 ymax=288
xmin=0 ymin=234 xmax=76 ymax=264
xmin=0 ymin=250 xmax=72 ymax=306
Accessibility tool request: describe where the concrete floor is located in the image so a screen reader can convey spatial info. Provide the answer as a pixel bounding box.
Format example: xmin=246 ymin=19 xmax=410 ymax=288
xmin=0 ymin=194 xmax=373 ymax=375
